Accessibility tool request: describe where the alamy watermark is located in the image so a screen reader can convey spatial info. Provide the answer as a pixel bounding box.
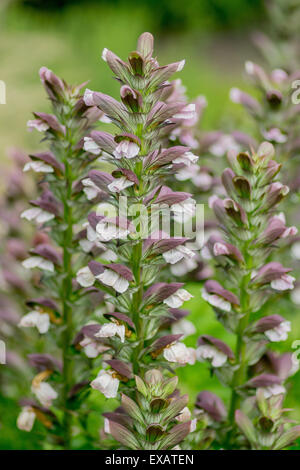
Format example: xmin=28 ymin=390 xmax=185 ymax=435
xmin=0 ymin=80 xmax=6 ymax=104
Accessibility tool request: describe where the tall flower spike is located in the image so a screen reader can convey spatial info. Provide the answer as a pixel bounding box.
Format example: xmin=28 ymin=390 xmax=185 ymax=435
xmin=199 ymin=142 xmax=297 ymax=448
xmin=81 ymin=33 xmax=197 ymax=449
xmin=19 ymin=68 xmax=104 ymax=448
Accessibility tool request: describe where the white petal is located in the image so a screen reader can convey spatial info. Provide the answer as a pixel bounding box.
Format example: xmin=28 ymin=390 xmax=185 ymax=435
xmin=171 ymin=319 xmax=196 ymax=338
xmin=107 ymin=176 xmax=134 ymax=193
xmin=22 ymin=256 xmax=54 ymax=272
xmin=83 ymin=136 xmax=101 ymax=155
xmin=38 ymin=259 xmax=55 ymax=272
xmin=202 ymin=289 xmax=231 ymax=312
xmin=19 ymin=312 xmax=40 ymax=328
xmin=23 ymin=161 xmax=54 ymax=173
xmin=17 ymin=407 xmax=36 ymax=432
xmin=265 ymin=321 xmax=291 ymax=342
xmin=32 ymin=382 xmax=58 ymax=407
xmin=196 ymin=344 xmax=227 ymax=367
xmin=113 ymin=276 xmax=129 ymax=294
xmin=76 ymin=266 xmax=95 ymax=287
xmin=21 ymin=207 xmax=42 ymax=221
xmin=97 ymin=269 xmax=119 ymax=287
xmin=36 ymin=211 xmax=55 ymax=224
xmin=90 ymin=370 xmax=119 ymax=398
xmin=36 ymin=313 xmax=50 ymax=334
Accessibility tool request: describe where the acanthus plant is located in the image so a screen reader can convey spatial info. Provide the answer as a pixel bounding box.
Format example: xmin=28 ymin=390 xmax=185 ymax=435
xmin=229 ymin=55 xmax=300 ymax=309
xmin=73 ymin=32 xmax=204 ymax=450
xmin=197 ymin=141 xmax=300 ymax=449
xmin=0 ymin=148 xmax=39 ymax=396
xmin=16 ymin=67 xmax=107 ymax=447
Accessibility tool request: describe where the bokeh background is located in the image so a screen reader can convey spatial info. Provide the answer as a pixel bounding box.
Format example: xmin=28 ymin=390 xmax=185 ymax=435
xmin=0 ymin=0 xmax=299 ymax=450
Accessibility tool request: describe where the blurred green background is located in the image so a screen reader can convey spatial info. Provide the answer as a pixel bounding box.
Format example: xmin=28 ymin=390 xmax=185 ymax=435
xmin=0 ymin=0 xmax=299 ymax=450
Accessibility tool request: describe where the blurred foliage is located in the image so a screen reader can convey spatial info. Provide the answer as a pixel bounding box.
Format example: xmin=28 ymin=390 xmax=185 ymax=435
xmin=20 ymin=0 xmax=264 ymax=33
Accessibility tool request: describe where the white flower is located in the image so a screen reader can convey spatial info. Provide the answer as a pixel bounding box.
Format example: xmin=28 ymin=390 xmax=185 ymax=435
xmin=265 ymin=320 xmax=291 ymax=342
xmin=196 ymin=344 xmax=227 ymax=367
xmin=97 ymin=269 xmax=129 ymax=294
xmin=175 ymin=164 xmax=198 ymax=182
xmin=213 ymin=242 xmax=230 ymax=256
xmin=95 ymin=322 xmax=125 ymax=343
xmin=95 ymin=220 xmax=129 ymax=242
xmin=173 ymin=103 xmax=196 ymax=120
xmin=107 ymin=176 xmax=134 ymax=193
xmin=173 ymin=151 xmax=199 ymax=166
xmin=171 ymin=319 xmax=196 ymax=338
xmin=82 ymin=178 xmax=100 ymax=200
xmin=163 ymin=342 xmax=196 ymax=365
xmin=261 ymin=384 xmax=286 ymax=399
xmin=22 ymin=256 xmax=54 ymax=272
xmin=170 ymin=257 xmax=198 ymax=277
xmin=202 ymin=288 xmax=231 ymax=312
xmin=262 ymin=127 xmax=287 ymax=143
xmin=27 ymin=119 xmax=49 ymax=132
xmin=192 ymin=172 xmax=213 ymax=190
xmin=171 ymin=198 xmax=196 ymax=223
xmin=32 ymin=382 xmax=58 ymax=407
xmin=80 ymin=337 xmax=109 ymax=358
xmin=163 ymin=245 xmax=195 ymax=265
xmin=176 ymin=406 xmax=191 ymax=422
xmin=83 ymin=136 xmax=101 ymax=155
xmin=163 ymin=288 xmax=193 ymax=308
xmin=21 ymin=207 xmax=54 ymax=224
xmin=113 ymin=140 xmax=140 ymax=159
xmin=23 ymin=161 xmax=53 ymax=173
xmin=17 ymin=407 xmax=36 ymax=432
xmin=271 ymin=274 xmax=295 ymax=291
xmin=90 ymin=369 xmax=119 ymax=398
xmin=19 ymin=311 xmax=50 ymax=334
xmin=76 ymin=266 xmax=95 ymax=287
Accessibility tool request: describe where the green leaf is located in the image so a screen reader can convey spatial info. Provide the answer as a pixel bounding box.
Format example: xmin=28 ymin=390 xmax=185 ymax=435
xmin=235 ymin=410 xmax=257 ymax=446
xmin=121 ymin=394 xmax=144 ymax=423
xmin=109 ymin=421 xmax=140 ymax=450
xmin=273 ymin=426 xmax=300 ymax=450
xmin=159 ymin=422 xmax=190 ymax=450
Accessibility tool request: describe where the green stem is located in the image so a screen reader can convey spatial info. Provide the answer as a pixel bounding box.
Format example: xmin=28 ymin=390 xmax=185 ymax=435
xmin=226 ymin=269 xmax=251 ymax=448
xmin=131 ymin=239 xmax=144 ymax=375
xmin=61 ymin=155 xmax=74 ymax=448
